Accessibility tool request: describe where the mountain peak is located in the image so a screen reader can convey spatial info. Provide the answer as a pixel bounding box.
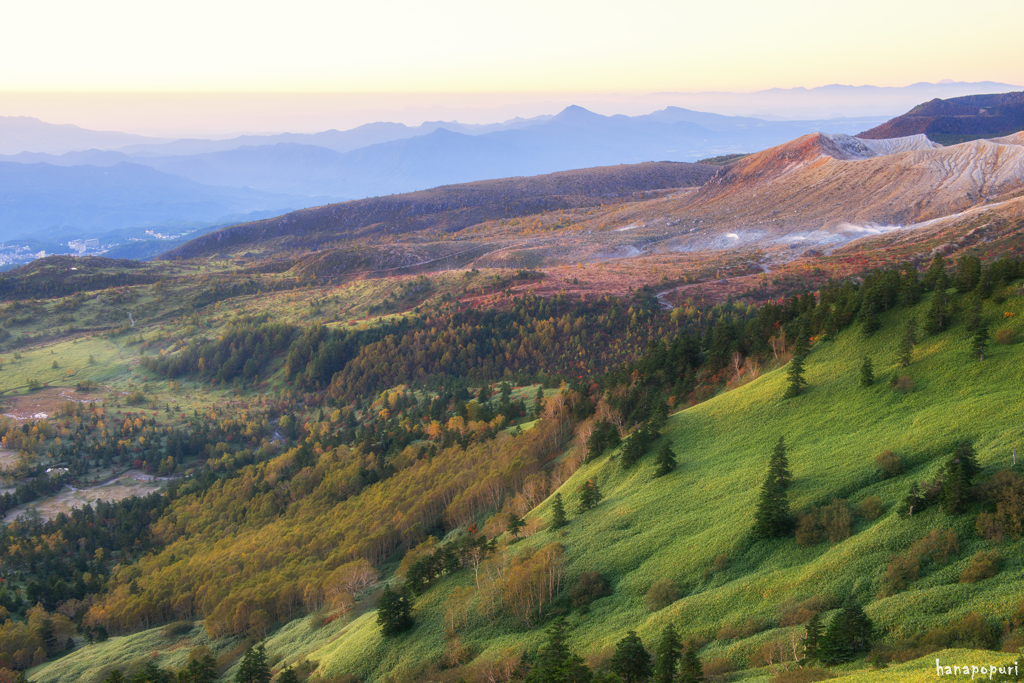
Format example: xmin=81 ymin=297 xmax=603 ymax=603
xmin=552 ymin=105 xmax=601 ymax=122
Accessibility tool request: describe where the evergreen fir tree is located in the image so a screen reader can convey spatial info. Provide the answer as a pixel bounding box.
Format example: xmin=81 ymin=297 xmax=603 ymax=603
xmin=182 ymin=652 xmax=217 ymax=683
xmin=923 ymin=289 xmax=947 ymax=335
xmin=924 ymin=253 xmax=948 ymax=291
xmin=506 ymin=513 xmax=526 ymax=540
xmin=533 ymin=386 xmax=545 ymax=419
xmin=964 ymin=293 xmax=984 ymax=332
xmin=550 ymin=493 xmax=568 ymax=529
xmin=277 ymin=668 xmax=300 ymax=683
xmin=769 ymin=436 xmax=793 ymax=490
xmin=860 ymin=355 xmax=874 ymax=387
xmin=133 ymin=662 xmax=174 ymax=683
xmin=819 ymin=601 xmax=874 ymax=664
xmin=897 ymin=319 xmax=916 ymax=367
xmin=678 ymin=644 xmax=705 ymax=683
xmin=783 ymin=353 xmax=806 ymax=399
xmin=971 ymin=324 xmax=989 ymax=361
xmin=525 ymin=618 xmax=593 ymax=683
xmin=941 ymin=458 xmax=972 ymax=514
xmin=941 ymin=441 xmax=981 ymax=514
xmin=860 ymin=304 xmax=880 ymax=337
xmin=578 ymin=479 xmax=602 ymax=513
xmin=377 ymin=586 xmax=414 ymax=636
xmin=234 ymin=643 xmax=271 ymax=683
xmin=950 ymin=441 xmax=981 ymax=481
xmin=800 ymin=613 xmax=822 ymax=663
xmin=653 ymin=624 xmax=682 ymax=683
xmin=654 ymin=442 xmax=677 ymax=477
xmin=752 ymin=438 xmax=794 ymax=538
xmin=610 ymin=631 xmax=653 ymax=683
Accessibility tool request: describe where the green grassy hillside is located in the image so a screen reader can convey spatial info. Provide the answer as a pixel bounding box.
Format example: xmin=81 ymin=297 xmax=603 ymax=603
xmin=300 ymin=292 xmax=1024 ymax=681
xmin=24 ymin=290 xmax=1024 ymax=683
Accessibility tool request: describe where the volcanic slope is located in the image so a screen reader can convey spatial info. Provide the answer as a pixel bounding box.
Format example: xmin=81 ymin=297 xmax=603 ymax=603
xmin=858 ymin=91 xmax=1024 ymax=145
xmin=581 ymin=131 xmax=1024 ymax=258
xmin=160 ymin=161 xmax=717 ymax=260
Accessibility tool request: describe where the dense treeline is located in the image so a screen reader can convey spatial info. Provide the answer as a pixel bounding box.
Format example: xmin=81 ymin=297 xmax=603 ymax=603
xmin=0 ymin=256 xmax=159 ymax=302
xmin=0 ymin=473 xmax=68 ymax=519
xmin=325 ymin=291 xmax=672 ymax=402
xmin=139 ymin=314 xmax=295 ymax=383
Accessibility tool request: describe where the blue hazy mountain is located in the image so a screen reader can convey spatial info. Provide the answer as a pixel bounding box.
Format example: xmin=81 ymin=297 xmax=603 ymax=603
xmin=0 ymin=161 xmax=329 ymax=240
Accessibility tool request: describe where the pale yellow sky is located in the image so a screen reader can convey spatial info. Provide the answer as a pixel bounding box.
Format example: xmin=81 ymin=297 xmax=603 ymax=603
xmin=3 ymin=0 xmax=1022 ymax=135
xmin=5 ymin=0 xmax=1023 ymax=93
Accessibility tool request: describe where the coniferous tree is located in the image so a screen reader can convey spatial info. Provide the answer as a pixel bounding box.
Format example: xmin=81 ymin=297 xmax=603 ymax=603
xmin=551 ymin=493 xmax=568 ymax=529
xmin=678 ymin=644 xmax=705 ymax=683
xmin=971 ymin=324 xmax=990 ymax=361
xmin=860 ymin=355 xmax=874 ymax=387
xmin=610 ymin=631 xmax=653 ymax=683
xmin=923 ymin=289 xmax=948 ymax=335
xmin=753 ymin=438 xmax=794 ymax=538
xmin=277 ymin=667 xmax=300 ymax=683
xmin=860 ymin=303 xmax=880 ymax=337
xmin=506 ymin=513 xmax=526 ymax=540
xmin=897 ymin=319 xmax=916 ymax=367
xmin=924 ymin=253 xmax=949 ymax=291
xmin=525 ymin=618 xmax=593 ymax=683
xmin=964 ymin=293 xmax=984 ymax=333
xmin=578 ymin=480 xmax=602 ymax=513
xmin=533 ymin=386 xmax=545 ymax=419
xmin=235 ymin=643 xmax=271 ymax=683
xmin=654 ymin=442 xmax=677 ymax=477
xmin=133 ymin=662 xmax=174 ymax=683
xmin=653 ymin=624 xmax=682 ymax=683
xmin=784 ymin=328 xmax=809 ymax=399
xmin=801 ymin=613 xmax=822 ymax=663
xmin=377 ymin=586 xmax=414 ymax=636
xmin=784 ymin=353 xmax=807 ymax=399
xmin=769 ymin=436 xmax=793 ymax=490
xmin=941 ymin=441 xmax=981 ymax=514
xmin=180 ymin=652 xmax=217 ymax=683
xmin=819 ymin=601 xmax=874 ymax=664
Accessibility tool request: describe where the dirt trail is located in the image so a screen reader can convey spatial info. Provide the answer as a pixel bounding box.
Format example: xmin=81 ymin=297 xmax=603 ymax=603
xmin=95 ymin=295 xmax=135 ymax=327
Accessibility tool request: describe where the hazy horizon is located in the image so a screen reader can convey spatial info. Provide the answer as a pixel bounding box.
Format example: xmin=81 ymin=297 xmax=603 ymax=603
xmin=3 ymin=81 xmax=1023 ymax=139
xmin=4 ymin=0 xmax=1023 ymax=137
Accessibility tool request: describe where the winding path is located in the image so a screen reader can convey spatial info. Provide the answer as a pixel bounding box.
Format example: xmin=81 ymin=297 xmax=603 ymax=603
xmin=95 ymin=295 xmax=135 ymax=327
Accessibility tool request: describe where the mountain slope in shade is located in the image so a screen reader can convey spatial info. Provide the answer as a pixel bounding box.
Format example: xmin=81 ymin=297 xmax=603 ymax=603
xmin=160 ymin=161 xmax=718 ymax=259
xmin=857 ymin=91 xmax=1024 ymax=144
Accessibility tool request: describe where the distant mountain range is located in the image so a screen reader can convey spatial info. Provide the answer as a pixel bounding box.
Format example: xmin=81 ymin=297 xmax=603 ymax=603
xmin=0 ymin=107 xmax=890 ymax=200
xmin=0 ymin=116 xmax=166 ymax=156
xmin=857 ymin=91 xmax=1024 ymax=144
xmin=2 ymin=82 xmax=1023 ymax=259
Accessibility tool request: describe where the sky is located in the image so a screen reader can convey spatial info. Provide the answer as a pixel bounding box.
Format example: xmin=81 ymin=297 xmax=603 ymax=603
xmin=3 ymin=0 xmax=1023 ymax=135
